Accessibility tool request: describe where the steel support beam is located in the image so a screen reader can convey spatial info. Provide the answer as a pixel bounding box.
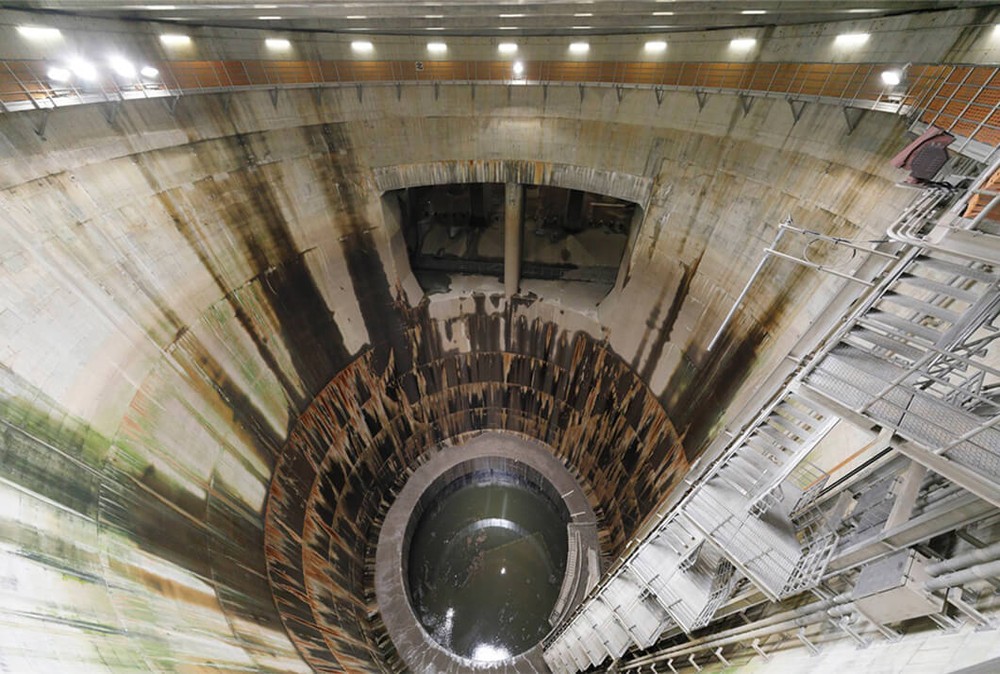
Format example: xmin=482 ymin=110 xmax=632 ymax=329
xmin=895 ymin=439 xmax=1000 ymax=510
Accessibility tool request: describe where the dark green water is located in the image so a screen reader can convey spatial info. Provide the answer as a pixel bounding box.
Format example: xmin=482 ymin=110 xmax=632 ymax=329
xmin=407 ymin=481 xmax=568 ymax=662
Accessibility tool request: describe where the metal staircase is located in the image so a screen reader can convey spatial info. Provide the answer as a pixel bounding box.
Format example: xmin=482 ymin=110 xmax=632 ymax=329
xmin=545 ymin=156 xmax=1000 ymax=673
xmin=805 ymin=249 xmax=1000 ymax=487
xmin=544 ymin=389 xmax=841 ymax=672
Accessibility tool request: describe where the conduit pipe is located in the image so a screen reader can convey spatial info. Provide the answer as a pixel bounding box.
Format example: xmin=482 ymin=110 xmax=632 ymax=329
xmin=925 ymin=539 xmax=1000 ymax=577
xmin=926 ymin=558 xmax=1000 ymax=592
xmin=623 ymin=594 xmax=852 ymax=670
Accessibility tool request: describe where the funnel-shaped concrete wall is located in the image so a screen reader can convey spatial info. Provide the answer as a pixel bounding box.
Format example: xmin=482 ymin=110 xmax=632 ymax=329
xmin=0 ymin=66 xmax=923 ymax=672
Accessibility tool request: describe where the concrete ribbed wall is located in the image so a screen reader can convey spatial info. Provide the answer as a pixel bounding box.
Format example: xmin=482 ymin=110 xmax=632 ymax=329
xmin=0 ymin=80 xmax=914 ymax=672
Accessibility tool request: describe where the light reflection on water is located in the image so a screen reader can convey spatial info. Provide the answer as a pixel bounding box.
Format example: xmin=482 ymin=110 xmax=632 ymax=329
xmin=472 ymin=644 xmax=511 ymax=662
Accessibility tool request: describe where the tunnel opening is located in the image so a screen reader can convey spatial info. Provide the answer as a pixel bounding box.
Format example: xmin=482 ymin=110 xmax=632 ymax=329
xmin=388 ymin=182 xmax=636 ymax=295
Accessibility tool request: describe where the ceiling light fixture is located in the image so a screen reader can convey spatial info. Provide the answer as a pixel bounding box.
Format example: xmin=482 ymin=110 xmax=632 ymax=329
xmin=351 ymin=40 xmax=374 ymax=53
xmin=644 ymin=40 xmax=667 ymax=53
xmin=69 ymin=58 xmax=98 ymax=81
xmin=265 ymin=38 xmax=291 ymax=49
xmin=653 ymin=11 xmax=674 ymax=16
xmin=729 ymin=37 xmax=757 ymax=50
xmin=574 ymin=13 xmax=593 ymax=17
xmin=17 ymin=25 xmax=62 ymax=40
xmin=569 ymin=42 xmax=590 ymax=54
xmin=140 ymin=66 xmax=159 ymax=78
xmin=512 ymin=61 xmax=525 ymax=76
xmin=257 ymin=16 xmax=281 ymax=20
xmin=499 ymin=26 xmax=518 ymax=30
xmin=346 ymin=15 xmax=367 ymax=19
xmin=835 ymin=32 xmax=870 ymax=47
xmin=498 ymin=42 xmax=518 ymax=54
xmin=426 ymin=26 xmax=445 ymax=30
xmin=572 ymin=26 xmax=591 ymax=29
xmin=427 ymin=41 xmax=448 ymax=53
xmin=109 ymin=56 xmax=136 ymax=78
xmin=499 ymin=13 xmax=525 ymax=18
xmin=425 ymin=14 xmax=443 ymax=18
xmin=741 ymin=9 xmax=767 ymax=14
xmin=159 ymin=33 xmax=191 ymax=46
xmin=47 ymin=66 xmax=71 ymax=82
xmin=881 ymin=69 xmax=902 ymax=86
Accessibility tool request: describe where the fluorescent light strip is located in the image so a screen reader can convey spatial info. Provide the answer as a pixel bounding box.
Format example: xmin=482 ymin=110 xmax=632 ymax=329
xmin=644 ymin=40 xmax=667 ymax=53
xmin=569 ymin=42 xmax=590 ymax=54
xmin=497 ymin=42 xmax=518 ymax=54
xmin=159 ymin=33 xmax=191 ymax=46
xmin=265 ymin=38 xmax=291 ymax=49
xmin=730 ymin=37 xmax=757 ymax=49
xmin=427 ymin=42 xmax=447 ymax=53
xmin=351 ymin=40 xmax=374 ymax=53
xmin=835 ymin=32 xmax=870 ymax=47
xmin=17 ymin=25 xmax=62 ymax=39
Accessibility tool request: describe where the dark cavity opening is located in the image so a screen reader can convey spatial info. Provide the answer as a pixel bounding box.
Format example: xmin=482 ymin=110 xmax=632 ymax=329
xmin=405 ymin=459 xmax=570 ymax=662
xmin=387 ymin=182 xmax=636 ymax=295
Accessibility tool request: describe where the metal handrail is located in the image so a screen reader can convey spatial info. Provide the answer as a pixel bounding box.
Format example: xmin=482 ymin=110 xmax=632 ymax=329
xmin=3 ymin=58 xmax=999 ymax=144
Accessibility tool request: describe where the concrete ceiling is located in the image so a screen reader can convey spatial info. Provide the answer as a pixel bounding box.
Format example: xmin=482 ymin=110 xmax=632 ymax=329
xmin=2 ymin=1 xmax=993 ymax=36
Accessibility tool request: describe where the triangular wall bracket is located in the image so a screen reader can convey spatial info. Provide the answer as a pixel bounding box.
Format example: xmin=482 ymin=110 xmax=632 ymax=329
xmin=738 ymin=93 xmax=753 ymax=116
xmin=654 ymin=86 xmax=665 ymax=106
xmin=269 ymin=87 xmax=280 ymax=108
xmin=579 ymin=83 xmax=586 ymax=103
xmin=842 ymin=106 xmax=864 ymax=135
xmin=695 ymin=89 xmax=708 ymax=111
xmin=356 ymin=84 xmax=364 ymax=102
xmin=788 ymin=98 xmax=807 ymax=125
xmin=33 ymin=108 xmax=51 ymax=140
xmin=164 ymin=94 xmax=181 ymax=116
xmin=103 ymin=99 xmax=122 ymax=126
xmin=616 ymin=85 xmax=625 ymax=103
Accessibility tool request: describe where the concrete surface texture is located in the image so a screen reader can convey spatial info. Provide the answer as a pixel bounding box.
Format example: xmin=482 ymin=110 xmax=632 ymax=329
xmin=0 ymin=5 xmax=996 ymax=674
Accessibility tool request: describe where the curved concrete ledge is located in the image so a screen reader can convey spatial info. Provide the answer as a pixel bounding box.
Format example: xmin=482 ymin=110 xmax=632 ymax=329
xmin=371 ymin=159 xmax=653 ymax=208
xmin=375 ymin=431 xmax=599 ymax=674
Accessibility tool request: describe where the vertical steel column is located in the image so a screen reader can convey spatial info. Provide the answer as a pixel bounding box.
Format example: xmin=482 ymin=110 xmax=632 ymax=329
xmin=504 ymin=182 xmax=523 ymax=297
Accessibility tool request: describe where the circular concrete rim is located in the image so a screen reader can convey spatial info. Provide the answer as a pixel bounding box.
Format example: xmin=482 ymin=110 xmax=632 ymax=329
xmin=375 ymin=431 xmax=598 ymax=673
